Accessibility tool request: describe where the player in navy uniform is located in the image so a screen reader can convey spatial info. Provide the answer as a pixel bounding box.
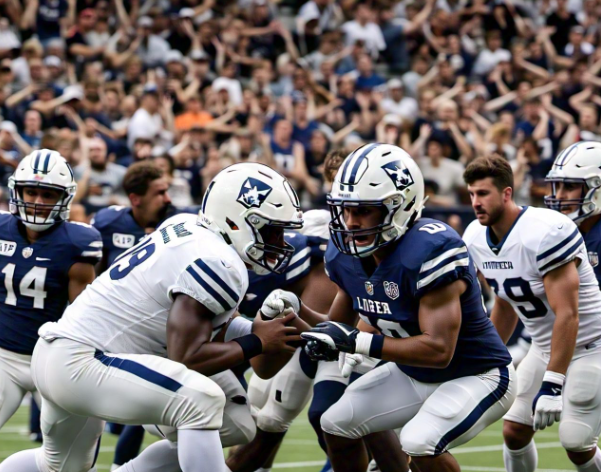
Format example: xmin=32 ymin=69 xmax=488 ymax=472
xmin=545 ymin=141 xmax=601 ymax=284
xmin=0 ymin=149 xmax=101 ymax=430
xmin=296 ymin=144 xmax=514 ymax=472
xmin=92 ymin=162 xmax=173 ymax=272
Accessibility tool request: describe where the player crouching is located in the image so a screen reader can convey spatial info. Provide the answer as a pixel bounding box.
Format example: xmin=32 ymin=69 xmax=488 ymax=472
xmin=287 ymin=144 xmax=514 ymax=472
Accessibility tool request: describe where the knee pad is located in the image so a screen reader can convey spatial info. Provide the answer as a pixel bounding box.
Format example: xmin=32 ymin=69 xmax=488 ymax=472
xmin=559 ymin=421 xmax=597 ymax=452
xmin=400 ymin=423 xmax=435 ymax=457
xmin=221 ymin=400 xmax=257 ymax=447
xmin=320 ymin=394 xmax=361 ymax=440
xmin=176 ymin=378 xmax=226 ymax=431
xmin=256 ymin=360 xmax=313 ymax=433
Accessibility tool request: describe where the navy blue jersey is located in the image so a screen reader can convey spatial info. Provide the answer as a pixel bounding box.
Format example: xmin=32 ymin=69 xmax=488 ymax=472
xmin=92 ymin=206 xmax=149 ymax=268
xmin=92 ymin=205 xmax=200 ymax=268
xmin=240 ymin=232 xmax=316 ymax=317
xmin=0 ymin=212 xmax=102 ymax=354
xmin=583 ymin=217 xmax=601 ymax=285
xmin=326 ymin=218 xmax=511 ymax=383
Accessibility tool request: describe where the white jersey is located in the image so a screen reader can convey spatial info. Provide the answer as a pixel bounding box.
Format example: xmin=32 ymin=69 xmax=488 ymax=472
xmin=463 ymin=206 xmax=601 ymax=355
xmin=39 ymin=213 xmax=249 ymax=357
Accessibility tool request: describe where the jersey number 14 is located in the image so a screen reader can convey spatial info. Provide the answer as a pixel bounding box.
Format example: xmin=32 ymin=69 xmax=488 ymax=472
xmin=1 ymin=263 xmax=47 ymax=309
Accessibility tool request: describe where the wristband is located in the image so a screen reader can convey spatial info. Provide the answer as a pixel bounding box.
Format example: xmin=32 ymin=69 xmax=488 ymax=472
xmin=233 ymin=333 xmax=263 ymax=360
xmin=542 ymin=371 xmax=565 ymax=386
xmin=355 ymin=332 xmax=385 ymax=358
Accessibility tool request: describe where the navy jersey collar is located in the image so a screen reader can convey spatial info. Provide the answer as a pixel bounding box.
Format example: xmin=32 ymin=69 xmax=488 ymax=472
xmin=486 ymin=206 xmax=528 ymax=255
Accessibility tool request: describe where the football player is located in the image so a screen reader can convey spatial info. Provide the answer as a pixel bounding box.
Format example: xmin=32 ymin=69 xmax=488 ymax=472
xmin=0 ymin=163 xmax=303 ymax=472
xmin=225 ymin=210 xmax=335 ymax=472
xmin=463 ymin=154 xmax=601 ymax=472
xmin=298 ymin=144 xmax=514 ymax=472
xmin=0 ymin=150 xmax=101 ymax=430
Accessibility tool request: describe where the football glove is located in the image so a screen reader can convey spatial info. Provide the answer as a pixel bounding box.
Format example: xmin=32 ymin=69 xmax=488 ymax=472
xmin=532 ymin=371 xmax=564 ymax=431
xmin=259 ymin=289 xmax=301 ymax=320
xmin=339 ymin=352 xmax=364 ymax=378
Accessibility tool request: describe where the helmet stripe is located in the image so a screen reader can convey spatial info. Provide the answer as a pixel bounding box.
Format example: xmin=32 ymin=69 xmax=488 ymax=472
xmin=556 ymin=142 xmax=578 ymax=167
xmin=340 ymin=147 xmax=360 ymax=184
xmin=42 ymin=152 xmax=51 ymax=173
xmin=33 ymin=151 xmax=41 ymax=174
xmin=348 ymin=143 xmax=378 ymax=185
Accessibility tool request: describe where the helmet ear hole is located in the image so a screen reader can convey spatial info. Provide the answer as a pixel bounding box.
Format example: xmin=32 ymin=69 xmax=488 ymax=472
xmin=226 ymin=217 xmax=239 ymax=231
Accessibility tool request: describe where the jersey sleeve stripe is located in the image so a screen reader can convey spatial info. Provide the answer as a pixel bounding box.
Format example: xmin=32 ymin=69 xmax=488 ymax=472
xmin=536 ymin=227 xmax=579 ymax=262
xmin=185 ymin=266 xmax=234 ymax=312
xmin=539 ymin=235 xmax=585 ymax=273
xmin=420 ymin=246 xmax=468 ymax=273
xmin=286 ymin=258 xmax=311 ymax=281
xmin=194 ymin=259 xmax=239 ymax=303
xmin=89 ymin=241 xmax=103 ymax=248
xmin=419 ymin=252 xmax=469 ymax=281
xmin=417 ymin=258 xmax=470 ymax=290
xmin=289 ymin=247 xmax=311 ymax=267
xmin=81 ymin=250 xmax=103 ymax=258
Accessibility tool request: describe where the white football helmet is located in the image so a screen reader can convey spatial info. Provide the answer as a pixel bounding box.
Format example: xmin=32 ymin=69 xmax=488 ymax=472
xmin=545 ymin=141 xmax=601 ymax=224
xmin=328 ymin=143 xmax=426 ymax=257
xmin=200 ymin=162 xmax=303 ymax=275
xmin=8 ymin=149 xmax=77 ymax=232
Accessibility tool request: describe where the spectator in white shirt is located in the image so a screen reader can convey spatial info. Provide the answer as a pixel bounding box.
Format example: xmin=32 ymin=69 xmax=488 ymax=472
xmin=564 ymin=25 xmax=594 ymax=57
xmin=127 ymin=85 xmax=164 ymax=150
xmin=380 ymin=78 xmax=419 ymax=123
xmin=341 ymin=1 xmax=386 ymax=58
xmin=296 ymin=0 xmax=342 ymax=35
xmin=472 ymin=30 xmax=511 ymax=76
xmin=135 ymin=16 xmax=171 ymax=68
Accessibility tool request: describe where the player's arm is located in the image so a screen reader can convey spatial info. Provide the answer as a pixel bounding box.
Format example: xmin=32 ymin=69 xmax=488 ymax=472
xmin=68 ymin=262 xmax=97 ymax=302
xmin=490 ymin=295 xmax=519 ymax=344
xmin=167 ymin=293 xmax=300 ymax=377
xmin=543 ymin=260 xmax=579 ymax=375
xmin=377 ymin=279 xmax=464 ymax=367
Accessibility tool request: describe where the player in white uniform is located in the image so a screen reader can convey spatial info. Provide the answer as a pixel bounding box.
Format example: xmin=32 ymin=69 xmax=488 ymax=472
xmin=0 ymin=163 xmax=303 ymax=472
xmin=463 ymin=155 xmax=601 ymax=472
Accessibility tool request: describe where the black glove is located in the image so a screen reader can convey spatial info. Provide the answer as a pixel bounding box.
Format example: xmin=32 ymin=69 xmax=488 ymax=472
xmin=300 ymin=321 xmax=360 ymax=361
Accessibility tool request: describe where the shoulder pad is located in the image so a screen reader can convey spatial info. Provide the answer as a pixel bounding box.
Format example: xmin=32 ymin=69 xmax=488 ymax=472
xmin=92 ymin=206 xmax=128 ymax=230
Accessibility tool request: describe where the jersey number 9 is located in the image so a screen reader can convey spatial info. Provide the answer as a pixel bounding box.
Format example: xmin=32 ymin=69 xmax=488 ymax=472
xmin=486 ymin=277 xmax=547 ymax=319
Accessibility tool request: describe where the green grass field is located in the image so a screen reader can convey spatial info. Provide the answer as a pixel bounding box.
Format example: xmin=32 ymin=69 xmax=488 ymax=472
xmin=0 ymin=403 xmax=588 ymax=472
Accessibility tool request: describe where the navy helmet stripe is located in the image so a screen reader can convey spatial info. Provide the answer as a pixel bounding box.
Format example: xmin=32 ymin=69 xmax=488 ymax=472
xmin=348 ymin=143 xmax=378 ymax=185
xmin=42 ymin=152 xmax=51 ymax=173
xmin=33 ymin=151 xmax=41 ymax=174
xmin=536 ymin=227 xmax=579 ymax=261
xmin=66 ymin=162 xmax=74 ymax=180
xmin=339 ymin=147 xmax=360 ymax=184
xmin=556 ymin=143 xmax=578 ymax=168
xmin=194 ymin=258 xmax=239 ymax=302
xmin=434 ymin=366 xmax=510 ymax=454
xmin=94 ymin=350 xmax=183 ymax=392
xmin=186 ymin=266 xmax=233 ymax=312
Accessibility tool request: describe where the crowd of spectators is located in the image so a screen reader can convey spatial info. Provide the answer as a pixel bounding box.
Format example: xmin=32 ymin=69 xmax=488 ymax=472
xmin=0 ymin=0 xmax=600 ymax=228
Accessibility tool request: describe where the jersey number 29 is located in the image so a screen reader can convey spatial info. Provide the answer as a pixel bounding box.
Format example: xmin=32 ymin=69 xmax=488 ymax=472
xmin=486 ymin=277 xmax=547 ymax=319
xmin=1 ymin=263 xmax=47 ymax=309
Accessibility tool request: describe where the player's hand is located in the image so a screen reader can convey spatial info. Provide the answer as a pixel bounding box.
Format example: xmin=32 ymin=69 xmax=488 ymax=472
xmin=532 ymin=371 xmax=564 ymax=430
xmin=252 ymin=311 xmax=300 ymax=355
xmin=301 ymin=321 xmax=360 ymax=362
xmin=259 ymin=289 xmax=301 ymax=320
xmin=339 ymin=352 xmax=364 ymax=378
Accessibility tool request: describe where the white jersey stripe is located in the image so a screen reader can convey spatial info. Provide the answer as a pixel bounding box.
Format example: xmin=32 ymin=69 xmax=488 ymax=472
xmin=286 ymin=259 xmax=311 ymax=281
xmin=417 ymin=258 xmax=470 ymax=290
xmin=289 ymin=247 xmax=311 ymax=267
xmin=420 ymin=247 xmax=468 ymax=273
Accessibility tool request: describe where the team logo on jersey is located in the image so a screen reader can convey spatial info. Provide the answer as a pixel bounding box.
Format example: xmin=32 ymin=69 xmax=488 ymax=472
xmin=237 ymin=178 xmax=273 ymax=209
xmin=383 ymin=281 xmax=399 ymax=300
xmin=589 ymin=251 xmax=599 ymax=268
xmin=22 ymin=247 xmax=33 ymax=258
xmin=365 ymin=281 xmax=374 ymax=295
xmin=0 ymin=240 xmax=16 ymax=257
xmin=113 ymin=233 xmax=136 ymax=249
xmin=381 ymin=160 xmax=414 ymax=190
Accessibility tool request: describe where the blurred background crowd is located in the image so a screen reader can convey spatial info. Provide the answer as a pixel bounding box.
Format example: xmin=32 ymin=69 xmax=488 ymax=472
xmin=0 ymin=0 xmax=600 ymax=229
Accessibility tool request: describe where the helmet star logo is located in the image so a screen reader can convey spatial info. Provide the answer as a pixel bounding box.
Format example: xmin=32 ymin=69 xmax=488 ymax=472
xmin=381 ymin=160 xmax=414 ymax=190
xmin=237 ymin=177 xmax=273 ymax=209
